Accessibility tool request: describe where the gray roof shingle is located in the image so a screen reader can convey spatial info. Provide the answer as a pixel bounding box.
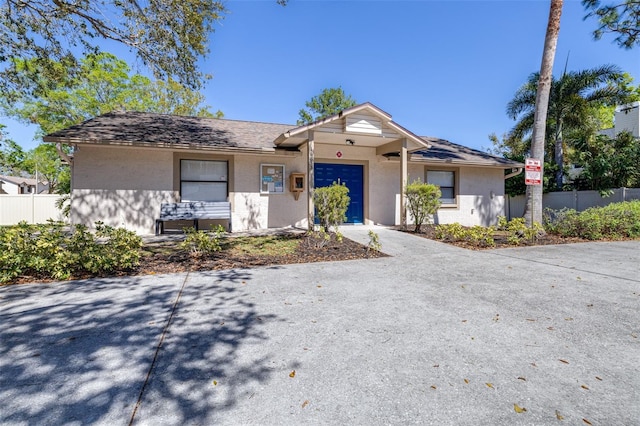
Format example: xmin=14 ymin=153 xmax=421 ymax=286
xmin=44 ymin=111 xmax=521 ymax=168
xmin=44 ymin=111 xmax=293 ymax=151
xmin=415 ymin=137 xmax=522 ymax=168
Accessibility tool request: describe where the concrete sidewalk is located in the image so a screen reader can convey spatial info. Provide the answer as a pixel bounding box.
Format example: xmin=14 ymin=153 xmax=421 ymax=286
xmin=1 ymin=227 xmax=639 ymax=425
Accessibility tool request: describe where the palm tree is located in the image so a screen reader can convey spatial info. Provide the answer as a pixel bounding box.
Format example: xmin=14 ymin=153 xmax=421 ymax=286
xmin=508 ymin=63 xmax=629 ymax=191
xmin=525 ymin=0 xmax=563 ymax=227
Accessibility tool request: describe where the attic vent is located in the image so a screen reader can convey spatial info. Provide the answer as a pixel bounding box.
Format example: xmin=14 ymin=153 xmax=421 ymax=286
xmin=345 ymin=115 xmax=382 ymax=135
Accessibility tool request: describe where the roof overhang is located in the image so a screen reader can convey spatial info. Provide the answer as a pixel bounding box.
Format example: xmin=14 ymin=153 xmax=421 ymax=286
xmin=408 ymin=155 xmax=525 ymax=169
xmin=274 ymin=102 xmax=430 ymax=153
xmin=42 ymin=136 xmax=301 ymax=156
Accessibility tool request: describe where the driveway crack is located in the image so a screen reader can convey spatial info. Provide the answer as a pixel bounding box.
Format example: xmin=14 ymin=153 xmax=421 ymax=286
xmin=128 ymin=272 xmax=191 ymax=426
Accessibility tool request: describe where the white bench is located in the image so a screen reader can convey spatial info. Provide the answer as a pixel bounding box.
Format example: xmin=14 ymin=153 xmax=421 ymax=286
xmin=155 ymin=201 xmax=231 ymax=235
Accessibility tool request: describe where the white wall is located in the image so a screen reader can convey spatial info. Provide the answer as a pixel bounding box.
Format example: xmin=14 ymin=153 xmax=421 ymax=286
xmin=614 ymin=103 xmax=640 ymax=137
xmin=0 ymin=181 xmax=20 ymax=195
xmin=0 ymin=194 xmax=66 ymax=225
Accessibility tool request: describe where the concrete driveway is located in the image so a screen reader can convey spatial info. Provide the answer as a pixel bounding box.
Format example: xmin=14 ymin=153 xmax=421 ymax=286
xmin=1 ymin=227 xmax=638 ymax=425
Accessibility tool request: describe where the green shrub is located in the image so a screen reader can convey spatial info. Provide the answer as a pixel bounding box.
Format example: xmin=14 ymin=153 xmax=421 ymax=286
xmin=405 ymin=180 xmax=441 ymax=232
xmin=180 ymin=225 xmax=225 ymax=257
xmin=435 ymin=223 xmax=496 ymax=247
xmin=304 ymin=228 xmax=343 ymax=249
xmin=367 ymin=230 xmax=382 ymax=252
xmin=499 ymin=217 xmax=544 ymax=245
xmin=435 ymin=223 xmax=466 ymax=241
xmin=314 ymin=183 xmax=350 ymax=232
xmin=544 ymin=201 xmax=640 ymax=240
xmin=0 ymin=221 xmax=142 ymax=283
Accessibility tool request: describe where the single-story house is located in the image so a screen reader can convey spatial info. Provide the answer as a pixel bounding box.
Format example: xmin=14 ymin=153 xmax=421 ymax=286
xmin=0 ymin=175 xmax=49 ymax=195
xmin=44 ymin=102 xmax=523 ymax=234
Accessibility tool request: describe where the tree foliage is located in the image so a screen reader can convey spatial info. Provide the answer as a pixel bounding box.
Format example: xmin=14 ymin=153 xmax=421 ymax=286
xmin=583 ymin=0 xmax=640 ymax=49
xmin=405 ymin=180 xmax=441 ymax=232
xmin=573 ymin=131 xmax=640 ymax=190
xmin=298 ymin=87 xmax=357 ymax=125
xmin=313 ymin=183 xmax=350 ymax=232
xmin=2 ymin=53 xmax=220 ymax=135
xmin=0 ymin=0 xmax=226 ymax=97
xmin=507 ymin=64 xmax=630 ymax=190
xmin=0 ymin=139 xmax=71 ymax=193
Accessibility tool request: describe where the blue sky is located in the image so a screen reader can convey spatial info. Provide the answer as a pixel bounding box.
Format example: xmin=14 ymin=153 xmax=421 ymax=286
xmin=3 ymin=0 xmax=640 ymax=152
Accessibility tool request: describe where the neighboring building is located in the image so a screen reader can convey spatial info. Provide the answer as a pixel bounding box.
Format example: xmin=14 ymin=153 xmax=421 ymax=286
xmin=0 ymin=175 xmax=49 ymax=195
xmin=44 ymin=103 xmax=523 ymax=234
xmin=600 ymin=101 xmax=640 ymax=138
xmin=568 ymin=102 xmax=640 ymax=181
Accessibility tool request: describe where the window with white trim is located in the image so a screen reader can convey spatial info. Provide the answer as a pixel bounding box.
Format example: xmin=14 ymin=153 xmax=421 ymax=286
xmin=180 ymin=160 xmax=228 ymax=201
xmin=426 ymin=170 xmax=456 ymax=204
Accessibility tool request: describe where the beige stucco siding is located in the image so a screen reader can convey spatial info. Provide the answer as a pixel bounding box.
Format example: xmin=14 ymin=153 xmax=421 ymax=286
xmin=70 ymin=144 xmax=508 ymax=234
xmin=433 ymin=167 xmax=506 ymax=226
xmin=231 ymin=149 xmax=307 ymax=231
xmin=71 ymin=145 xmax=175 ymax=233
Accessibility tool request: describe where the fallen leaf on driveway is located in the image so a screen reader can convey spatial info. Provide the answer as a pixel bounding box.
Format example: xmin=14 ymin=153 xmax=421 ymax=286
xmin=514 ymin=404 xmax=527 ymax=413
xmin=555 ymin=410 xmax=564 ymax=420
xmin=430 ymin=385 xmax=437 ymax=390
xmin=486 ymin=383 xmax=494 ymax=389
xmin=301 ymin=400 xmax=309 ymax=408
xmin=583 ymin=419 xmax=592 ymax=425
xmin=289 ymin=370 xmax=296 ymax=378
xmin=559 ymin=359 xmax=569 ymax=364
xmin=581 ymin=384 xmax=589 ymax=390
xmin=464 ymin=379 xmax=469 ymax=384
xmin=212 ymin=380 xmax=217 ymax=386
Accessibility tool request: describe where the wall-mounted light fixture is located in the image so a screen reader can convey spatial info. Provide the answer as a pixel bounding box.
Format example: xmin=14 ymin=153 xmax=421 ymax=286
xmin=345 ymin=138 xmax=355 ymax=145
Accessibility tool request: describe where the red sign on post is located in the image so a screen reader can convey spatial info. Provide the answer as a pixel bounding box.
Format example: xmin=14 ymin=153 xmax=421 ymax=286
xmin=525 ymin=158 xmax=542 ymax=185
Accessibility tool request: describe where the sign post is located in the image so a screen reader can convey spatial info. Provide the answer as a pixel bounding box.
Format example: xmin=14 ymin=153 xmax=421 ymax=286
xmin=525 ymin=158 xmax=542 ymax=234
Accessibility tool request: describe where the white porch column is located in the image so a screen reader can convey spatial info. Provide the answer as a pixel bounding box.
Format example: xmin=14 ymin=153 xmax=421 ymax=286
xmin=400 ymin=138 xmax=408 ymax=228
xmin=307 ymin=130 xmax=315 ymax=230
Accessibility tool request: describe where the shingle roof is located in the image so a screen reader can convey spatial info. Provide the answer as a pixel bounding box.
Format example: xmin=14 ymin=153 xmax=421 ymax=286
xmin=415 ymin=137 xmax=522 ymax=168
xmin=44 ymin=111 xmax=521 ymax=168
xmin=44 ymin=111 xmax=294 ymax=151
xmin=0 ymin=174 xmax=39 ymax=186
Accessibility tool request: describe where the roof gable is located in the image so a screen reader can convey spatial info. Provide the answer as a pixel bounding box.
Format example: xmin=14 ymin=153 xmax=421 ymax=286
xmin=274 ymin=102 xmax=429 ymax=151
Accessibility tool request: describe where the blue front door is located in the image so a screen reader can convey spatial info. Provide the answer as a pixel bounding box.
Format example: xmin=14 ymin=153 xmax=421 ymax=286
xmin=315 ymin=163 xmax=364 ymax=224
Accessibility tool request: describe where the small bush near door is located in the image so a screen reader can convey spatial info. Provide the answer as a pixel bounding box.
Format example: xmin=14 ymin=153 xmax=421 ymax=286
xmin=405 ymin=180 xmax=442 ymax=232
xmin=314 ymin=182 xmax=350 ymax=233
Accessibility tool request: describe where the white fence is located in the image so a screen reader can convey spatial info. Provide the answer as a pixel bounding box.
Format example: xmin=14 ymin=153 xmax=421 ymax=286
xmin=506 ymin=188 xmax=640 ymax=220
xmin=0 ymin=194 xmax=67 ymax=226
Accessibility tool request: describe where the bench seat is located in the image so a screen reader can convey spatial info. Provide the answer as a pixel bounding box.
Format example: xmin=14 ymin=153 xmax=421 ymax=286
xmin=155 ymin=201 xmax=231 ymax=235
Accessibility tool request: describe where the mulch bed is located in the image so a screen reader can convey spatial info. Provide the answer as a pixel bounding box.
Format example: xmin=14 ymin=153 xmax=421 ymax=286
xmin=399 ymin=224 xmax=591 ymax=250
xmin=7 ymin=233 xmax=387 ymax=285
xmin=137 ymin=233 xmax=387 ymax=276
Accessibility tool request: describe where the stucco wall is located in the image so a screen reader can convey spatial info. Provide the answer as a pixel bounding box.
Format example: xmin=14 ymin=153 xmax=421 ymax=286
xmin=434 ymin=167 xmax=506 ymax=226
xmin=71 ymin=144 xmax=508 ymax=233
xmin=231 ymin=149 xmax=307 ymax=231
xmin=72 ymin=146 xmax=175 ymax=233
